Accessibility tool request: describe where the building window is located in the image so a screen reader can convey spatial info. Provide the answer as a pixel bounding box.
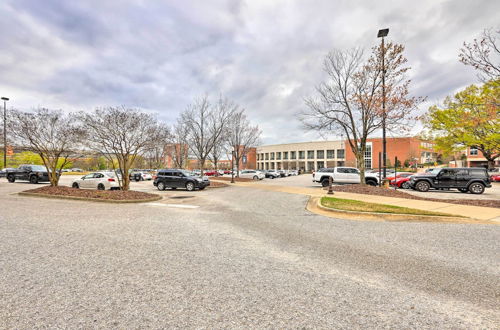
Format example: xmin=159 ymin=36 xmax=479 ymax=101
xmin=317 ymin=161 xmax=324 ymax=169
xmin=364 ymin=145 xmax=372 ymax=169
xmin=291 ymin=151 xmax=296 ymax=160
xmin=276 ymin=152 xmax=281 ymax=160
xmin=337 ymin=149 xmax=345 ymax=159
xmin=283 ymin=152 xmax=288 ymax=160
xmin=299 ymin=151 xmax=305 ymax=159
xmin=265 ymin=153 xmax=269 ymax=160
xmin=316 ymin=150 xmax=324 ymax=159
xmin=470 ymin=148 xmax=478 ymax=156
xmin=327 ymin=150 xmax=334 ymax=159
xmin=307 ymin=150 xmax=314 ymax=159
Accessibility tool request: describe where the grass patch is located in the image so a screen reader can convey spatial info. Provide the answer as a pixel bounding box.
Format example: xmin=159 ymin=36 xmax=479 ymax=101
xmin=320 ymin=197 xmax=461 ymax=217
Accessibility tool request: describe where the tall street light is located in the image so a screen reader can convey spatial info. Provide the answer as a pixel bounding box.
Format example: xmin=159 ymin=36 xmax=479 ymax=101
xmin=1 ymin=97 xmax=9 ymax=168
xmin=377 ymin=28 xmax=389 ymax=182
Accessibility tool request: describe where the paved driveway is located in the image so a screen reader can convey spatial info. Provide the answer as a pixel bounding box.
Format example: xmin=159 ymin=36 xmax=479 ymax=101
xmin=1 ymin=178 xmax=499 ymax=328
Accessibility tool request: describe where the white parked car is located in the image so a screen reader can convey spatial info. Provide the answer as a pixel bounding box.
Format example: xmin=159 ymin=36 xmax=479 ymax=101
xmin=289 ymin=170 xmax=299 ymax=176
xmin=313 ymin=167 xmax=361 ymax=186
xmin=239 ymin=170 xmax=265 ymax=180
xmin=71 ymin=172 xmax=120 ymax=190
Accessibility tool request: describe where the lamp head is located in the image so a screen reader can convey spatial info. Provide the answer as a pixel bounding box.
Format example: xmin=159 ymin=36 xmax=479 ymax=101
xmin=377 ymin=28 xmax=389 ymax=38
xmin=1 ymin=97 xmax=9 ymax=101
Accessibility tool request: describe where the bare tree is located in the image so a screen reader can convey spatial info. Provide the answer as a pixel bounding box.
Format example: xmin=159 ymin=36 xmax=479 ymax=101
xmin=8 ymin=108 xmax=84 ymax=186
xmin=165 ymin=121 xmax=189 ymax=169
xmin=459 ymin=28 xmax=500 ymax=81
xmin=302 ymin=43 xmax=422 ymax=183
xmin=78 ymin=106 xmax=167 ymax=191
xmin=227 ymin=109 xmax=261 ymax=176
xmin=180 ymin=96 xmax=234 ymax=176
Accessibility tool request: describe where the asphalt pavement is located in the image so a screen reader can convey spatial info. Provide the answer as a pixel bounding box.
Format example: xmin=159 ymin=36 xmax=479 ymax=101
xmin=1 ymin=177 xmax=499 ymax=328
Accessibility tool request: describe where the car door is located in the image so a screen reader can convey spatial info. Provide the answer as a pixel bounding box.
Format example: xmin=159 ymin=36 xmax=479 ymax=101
xmin=335 ymin=168 xmax=349 ymax=183
xmin=171 ymin=171 xmax=182 ymax=188
xmin=18 ymin=165 xmax=30 ymax=180
xmin=436 ymin=169 xmax=456 ymax=188
xmin=454 ymin=169 xmax=469 ymax=188
xmin=94 ymin=173 xmax=105 ymax=188
xmin=81 ymin=173 xmax=96 ymax=188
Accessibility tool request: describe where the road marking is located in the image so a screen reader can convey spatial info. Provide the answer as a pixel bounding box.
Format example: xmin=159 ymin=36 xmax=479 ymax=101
xmin=147 ymin=202 xmax=199 ymax=209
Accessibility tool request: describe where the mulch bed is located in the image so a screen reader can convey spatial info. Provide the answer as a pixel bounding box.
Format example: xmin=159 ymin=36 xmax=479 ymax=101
xmin=208 ymin=181 xmax=229 ymax=188
xmin=211 ymin=177 xmax=254 ymax=182
xmin=23 ymin=186 xmax=159 ymax=201
xmin=325 ymin=185 xmax=500 ymax=208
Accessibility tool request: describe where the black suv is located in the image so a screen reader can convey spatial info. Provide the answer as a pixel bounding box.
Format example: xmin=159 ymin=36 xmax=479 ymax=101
xmin=6 ymin=164 xmax=50 ymax=184
xmin=153 ymin=169 xmax=210 ymax=191
xmin=409 ymin=167 xmax=491 ymax=194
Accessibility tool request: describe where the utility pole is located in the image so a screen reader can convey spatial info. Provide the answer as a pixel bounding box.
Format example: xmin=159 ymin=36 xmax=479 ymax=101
xmin=1 ymin=97 xmax=9 ymax=168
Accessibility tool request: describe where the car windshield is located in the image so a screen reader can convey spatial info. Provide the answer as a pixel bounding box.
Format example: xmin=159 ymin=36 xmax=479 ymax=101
xmin=428 ymin=168 xmax=442 ymax=175
xmin=30 ymin=165 xmax=46 ymax=171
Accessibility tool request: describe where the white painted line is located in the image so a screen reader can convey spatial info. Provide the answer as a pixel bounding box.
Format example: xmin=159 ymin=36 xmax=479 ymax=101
xmin=147 ymin=202 xmax=199 ymax=209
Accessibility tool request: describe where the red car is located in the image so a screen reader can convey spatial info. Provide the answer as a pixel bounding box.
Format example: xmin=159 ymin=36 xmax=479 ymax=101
xmin=390 ymin=176 xmax=412 ymax=189
xmin=387 ymin=172 xmax=413 ymax=181
xmin=203 ymin=170 xmax=219 ymax=176
xmin=491 ymin=174 xmax=500 ymax=182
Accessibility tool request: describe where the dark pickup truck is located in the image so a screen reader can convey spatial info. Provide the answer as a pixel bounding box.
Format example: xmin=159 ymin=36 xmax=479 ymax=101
xmin=409 ymin=167 xmax=492 ymax=194
xmin=6 ymin=164 xmax=51 ymax=184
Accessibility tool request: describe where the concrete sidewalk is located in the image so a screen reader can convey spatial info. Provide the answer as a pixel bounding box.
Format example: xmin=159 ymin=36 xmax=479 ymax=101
xmin=217 ymin=180 xmax=500 ymax=222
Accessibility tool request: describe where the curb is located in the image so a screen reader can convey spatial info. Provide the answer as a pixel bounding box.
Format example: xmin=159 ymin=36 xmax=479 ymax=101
xmin=309 ymin=197 xmax=496 ymax=224
xmin=18 ymin=192 xmax=163 ymax=204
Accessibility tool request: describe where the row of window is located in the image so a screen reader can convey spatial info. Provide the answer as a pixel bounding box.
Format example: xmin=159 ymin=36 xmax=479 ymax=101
xmin=257 ymin=149 xmax=345 ymax=161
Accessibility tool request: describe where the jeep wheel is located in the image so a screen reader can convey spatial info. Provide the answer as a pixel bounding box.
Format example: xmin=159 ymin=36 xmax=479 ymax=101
xmin=458 ymin=188 xmax=468 ymax=193
xmin=7 ymin=174 xmax=15 ymax=183
xmin=97 ymin=183 xmax=105 ymax=190
xmin=469 ymin=183 xmax=485 ymax=194
xmin=321 ymin=179 xmax=329 ymax=187
xmin=30 ymin=175 xmax=39 ymax=184
xmin=186 ymin=182 xmax=195 ymax=191
xmin=415 ymin=181 xmax=430 ymax=192
xmin=157 ymin=182 xmax=166 ymax=191
xmin=401 ymin=182 xmax=410 ymax=189
xmin=72 ymin=183 xmax=79 ymax=189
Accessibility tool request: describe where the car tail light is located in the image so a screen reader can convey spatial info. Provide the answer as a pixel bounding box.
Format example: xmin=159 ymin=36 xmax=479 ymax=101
xmin=108 ymin=178 xmax=115 ymax=182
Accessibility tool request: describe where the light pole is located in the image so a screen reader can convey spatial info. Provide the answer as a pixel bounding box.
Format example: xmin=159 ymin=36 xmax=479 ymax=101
xmin=1 ymin=97 xmax=9 ymax=168
xmin=377 ymin=28 xmax=389 ymax=183
xmin=231 ymin=149 xmax=235 ymax=183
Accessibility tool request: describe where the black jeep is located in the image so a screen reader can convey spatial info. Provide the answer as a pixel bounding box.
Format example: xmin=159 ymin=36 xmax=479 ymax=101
xmin=409 ymin=167 xmax=492 ymax=194
xmin=153 ymin=169 xmax=210 ymax=191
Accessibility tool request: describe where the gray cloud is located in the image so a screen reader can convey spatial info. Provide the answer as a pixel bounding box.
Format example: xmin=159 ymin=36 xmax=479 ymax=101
xmin=1 ymin=0 xmax=498 ymax=144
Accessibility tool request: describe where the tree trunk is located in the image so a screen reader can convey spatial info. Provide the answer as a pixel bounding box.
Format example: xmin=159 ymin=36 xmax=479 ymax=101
xmin=200 ymin=159 xmax=205 ymax=177
xmin=355 ymin=152 xmax=366 ymax=185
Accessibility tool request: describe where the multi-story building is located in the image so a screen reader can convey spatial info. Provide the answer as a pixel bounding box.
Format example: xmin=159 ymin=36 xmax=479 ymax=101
xmin=344 ymin=137 xmax=438 ymax=169
xmin=465 ymin=146 xmax=499 ymax=168
xmin=255 ymin=137 xmax=439 ymax=172
xmin=256 ymin=141 xmax=346 ymax=172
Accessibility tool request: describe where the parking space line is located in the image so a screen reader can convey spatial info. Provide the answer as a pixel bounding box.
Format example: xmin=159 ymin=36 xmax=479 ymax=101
xmin=146 ymin=202 xmax=199 ymax=209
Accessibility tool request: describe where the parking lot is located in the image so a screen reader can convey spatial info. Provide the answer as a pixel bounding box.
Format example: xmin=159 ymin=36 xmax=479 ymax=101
xmin=248 ymin=173 xmax=500 ymax=200
xmin=1 ymin=175 xmax=500 ymax=328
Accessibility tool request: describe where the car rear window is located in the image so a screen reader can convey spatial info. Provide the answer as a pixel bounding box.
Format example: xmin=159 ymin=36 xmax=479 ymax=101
xmin=469 ymin=168 xmax=487 ymax=177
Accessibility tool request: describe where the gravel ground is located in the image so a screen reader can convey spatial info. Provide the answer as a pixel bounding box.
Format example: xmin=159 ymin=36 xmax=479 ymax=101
xmin=1 ymin=179 xmax=499 ymax=328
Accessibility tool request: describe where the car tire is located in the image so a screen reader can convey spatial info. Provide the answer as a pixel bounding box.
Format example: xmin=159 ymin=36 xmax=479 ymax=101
xmin=199 ymin=186 xmax=206 ymax=190
xmin=186 ymin=182 xmax=195 ymax=191
xmin=458 ymin=188 xmax=468 ymax=193
xmin=30 ymin=175 xmax=38 ymax=184
xmin=366 ymin=180 xmax=377 ymax=186
xmin=401 ymin=182 xmax=410 ymax=189
xmin=253 ymin=176 xmax=258 ymax=180
xmin=415 ymin=181 xmax=430 ymax=192
xmin=157 ymin=182 xmax=166 ymax=191
xmin=171 ymin=187 xmax=177 ymax=190
xmin=321 ymin=179 xmax=329 ymax=187
xmin=72 ymin=183 xmax=79 ymax=189
xmin=469 ymin=183 xmax=485 ymax=194
xmin=97 ymin=183 xmax=105 ymax=190
xmin=7 ymin=174 xmax=15 ymax=183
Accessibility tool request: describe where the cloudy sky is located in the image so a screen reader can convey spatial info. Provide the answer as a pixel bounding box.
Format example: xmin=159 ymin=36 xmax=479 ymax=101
xmin=1 ymin=0 xmax=498 ymax=144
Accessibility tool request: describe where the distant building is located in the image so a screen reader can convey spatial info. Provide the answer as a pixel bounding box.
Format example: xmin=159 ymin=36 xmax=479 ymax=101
xmin=254 ymin=137 xmax=438 ymax=172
